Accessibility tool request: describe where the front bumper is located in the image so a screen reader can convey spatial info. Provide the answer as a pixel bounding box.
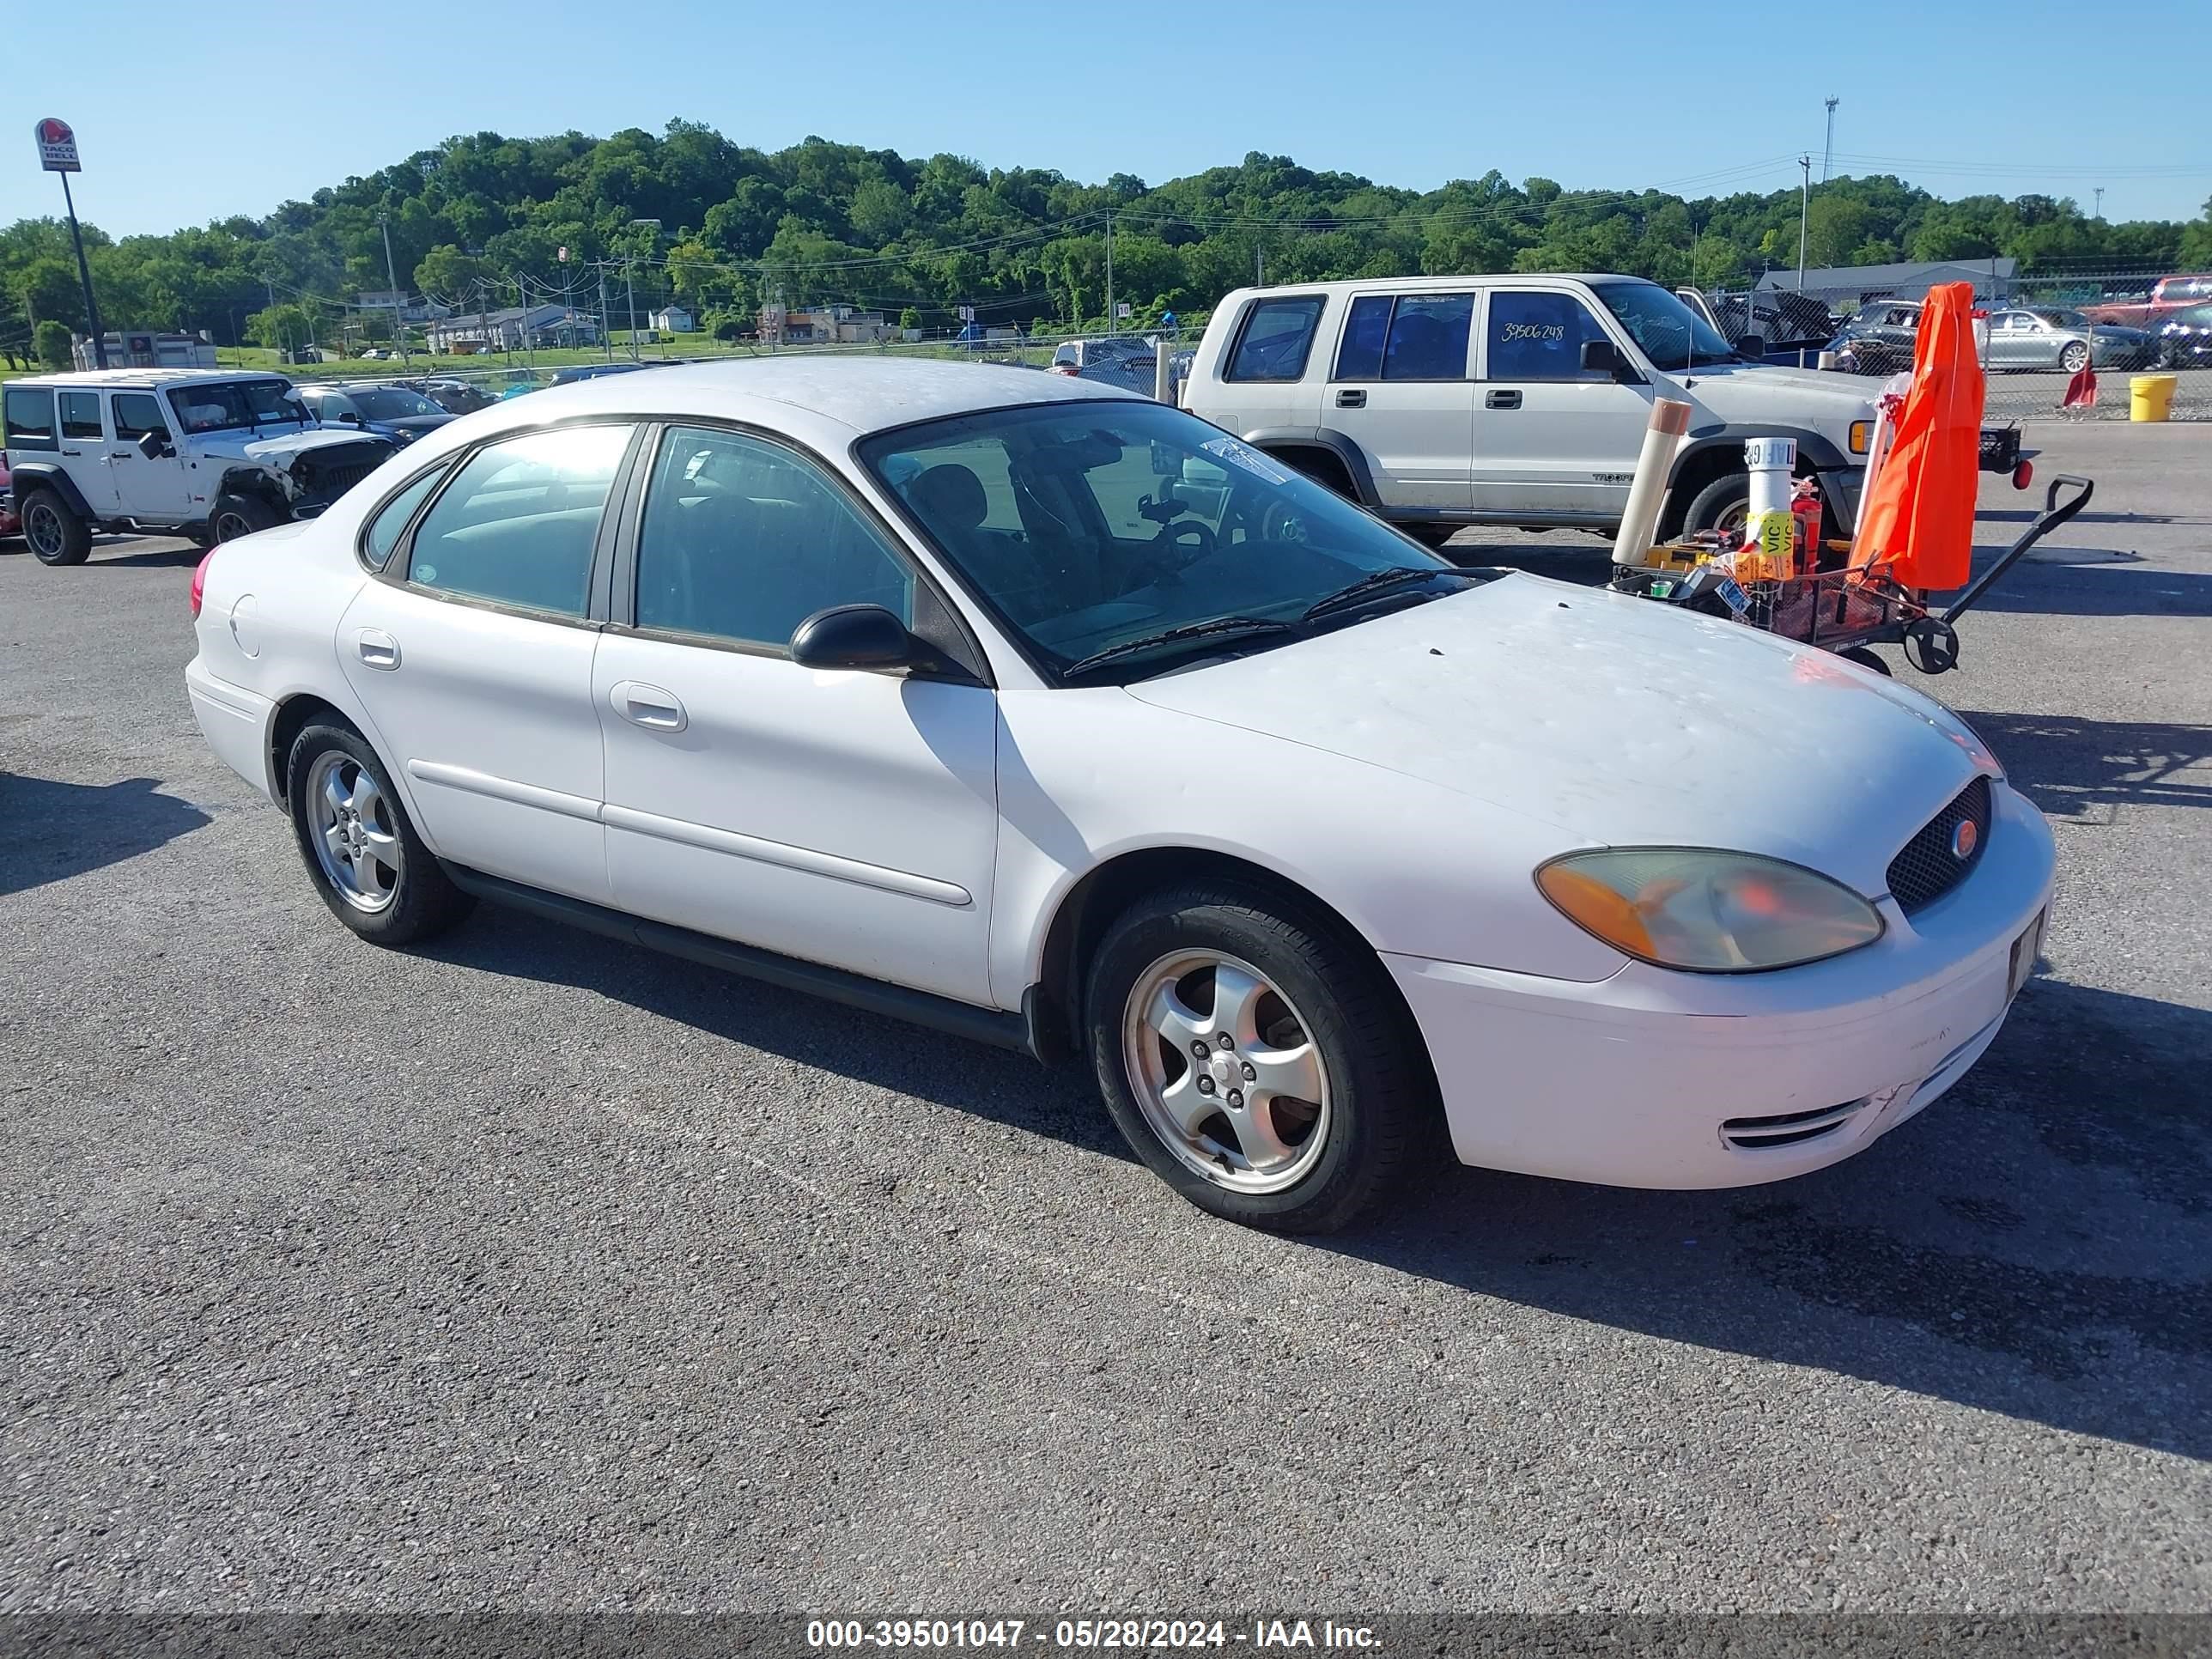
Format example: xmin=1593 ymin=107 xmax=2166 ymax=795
xmin=1388 ymin=777 xmax=2055 ymax=1190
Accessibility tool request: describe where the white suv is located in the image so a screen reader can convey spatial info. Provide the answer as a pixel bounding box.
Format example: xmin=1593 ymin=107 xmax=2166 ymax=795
xmin=2 ymin=369 xmax=396 ymax=566
xmin=1184 ymin=275 xmax=1878 ymax=545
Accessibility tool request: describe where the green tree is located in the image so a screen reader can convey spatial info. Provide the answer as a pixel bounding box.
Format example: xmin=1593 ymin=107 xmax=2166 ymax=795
xmin=899 ymin=306 xmax=921 ymax=331
xmin=18 ymin=257 xmax=86 ymax=330
xmin=246 ymin=303 xmax=315 ymax=354
xmin=33 ymin=319 xmax=72 ymax=368
xmin=411 ymin=244 xmax=494 ymax=304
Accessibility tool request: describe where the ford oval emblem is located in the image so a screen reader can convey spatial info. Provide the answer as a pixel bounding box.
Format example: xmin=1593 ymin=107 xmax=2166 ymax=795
xmin=1951 ymin=819 xmax=1979 ymax=860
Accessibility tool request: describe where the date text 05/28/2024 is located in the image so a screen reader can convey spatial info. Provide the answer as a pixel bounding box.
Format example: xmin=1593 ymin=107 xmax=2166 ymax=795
xmin=805 ymin=1620 xmax=1381 ymax=1650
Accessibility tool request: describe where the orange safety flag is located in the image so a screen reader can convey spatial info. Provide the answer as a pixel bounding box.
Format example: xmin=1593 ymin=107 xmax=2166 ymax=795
xmin=1852 ymin=282 xmax=1986 ymax=589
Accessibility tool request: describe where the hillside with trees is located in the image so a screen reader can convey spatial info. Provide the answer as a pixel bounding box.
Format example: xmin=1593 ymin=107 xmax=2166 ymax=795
xmin=5 ymin=122 xmax=2208 ymax=353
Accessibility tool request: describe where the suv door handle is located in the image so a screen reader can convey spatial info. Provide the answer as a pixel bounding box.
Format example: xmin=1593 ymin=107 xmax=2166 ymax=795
xmin=1336 ymin=389 xmax=1366 ymax=408
xmin=611 ymin=680 xmax=687 ymax=732
xmin=1486 ymin=390 xmax=1522 ymax=410
xmin=354 ymin=629 xmax=401 ymax=670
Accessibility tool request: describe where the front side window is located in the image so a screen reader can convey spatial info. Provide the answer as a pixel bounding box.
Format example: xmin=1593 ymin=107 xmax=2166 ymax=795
xmin=865 ymin=399 xmax=1484 ymax=679
xmin=1224 ymin=295 xmax=1326 ymax=382
xmin=404 ymin=423 xmax=633 ymax=616
xmin=634 ymin=426 xmax=913 ymax=648
xmin=58 ymin=391 xmax=104 ymax=441
xmin=4 ymin=386 xmax=57 ymax=452
xmin=1589 ymin=280 xmax=1737 ymax=370
xmin=167 ymin=380 xmax=308 ymax=434
xmin=112 ymin=393 xmax=169 ymax=443
xmin=1488 ymin=290 xmax=1617 ymax=381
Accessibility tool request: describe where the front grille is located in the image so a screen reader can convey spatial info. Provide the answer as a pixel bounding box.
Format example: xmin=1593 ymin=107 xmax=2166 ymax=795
xmin=311 ymin=461 xmax=380 ymax=495
xmin=1886 ymin=775 xmax=1991 ymax=914
xmin=1721 ymin=1097 xmax=1873 ymax=1151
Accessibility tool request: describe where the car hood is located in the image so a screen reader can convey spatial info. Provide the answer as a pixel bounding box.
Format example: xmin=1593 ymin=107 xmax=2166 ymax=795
xmin=1121 ymin=573 xmax=1996 ymax=896
xmin=222 ymin=428 xmax=392 ymax=465
xmin=1651 ymin=361 xmax=1878 ymax=436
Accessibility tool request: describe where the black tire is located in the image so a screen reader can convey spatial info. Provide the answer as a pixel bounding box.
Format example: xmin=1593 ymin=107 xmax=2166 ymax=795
xmin=1084 ymin=881 xmax=1431 ymax=1234
xmin=21 ymin=488 xmax=91 ymax=567
xmin=211 ymin=491 xmax=284 ymax=544
xmin=285 ymin=721 xmax=474 ymax=946
xmin=1403 ymin=522 xmax=1462 ymax=550
xmin=1681 ymin=471 xmax=1752 ymax=539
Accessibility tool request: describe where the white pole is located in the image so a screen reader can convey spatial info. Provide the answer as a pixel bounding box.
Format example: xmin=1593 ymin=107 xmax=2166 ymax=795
xmin=1611 ymin=398 xmax=1692 ymax=567
xmin=1154 ymin=335 xmax=1172 ymax=404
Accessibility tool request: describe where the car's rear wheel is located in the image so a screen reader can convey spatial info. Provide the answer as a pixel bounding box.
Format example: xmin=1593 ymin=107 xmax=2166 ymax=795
xmin=286 ymin=722 xmax=473 ymax=945
xmin=21 ymin=489 xmax=90 ymax=567
xmin=211 ymin=492 xmax=284 ymax=543
xmin=1085 ymin=883 xmax=1428 ymax=1233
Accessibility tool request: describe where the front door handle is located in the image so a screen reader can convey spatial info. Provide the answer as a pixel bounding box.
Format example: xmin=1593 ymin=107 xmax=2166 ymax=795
xmin=611 ymin=680 xmax=687 ymax=732
xmin=1336 ymin=388 xmax=1367 ymax=408
xmin=1486 ymin=389 xmax=1522 ymax=410
xmin=354 ymin=629 xmax=400 ymax=670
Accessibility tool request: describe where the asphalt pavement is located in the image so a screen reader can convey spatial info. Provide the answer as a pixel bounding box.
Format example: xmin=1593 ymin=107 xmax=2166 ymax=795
xmin=1 ymin=419 xmax=2207 ymax=1618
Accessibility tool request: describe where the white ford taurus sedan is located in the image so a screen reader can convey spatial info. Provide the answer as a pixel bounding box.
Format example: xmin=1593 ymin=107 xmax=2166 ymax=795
xmin=185 ymin=359 xmax=2054 ymax=1232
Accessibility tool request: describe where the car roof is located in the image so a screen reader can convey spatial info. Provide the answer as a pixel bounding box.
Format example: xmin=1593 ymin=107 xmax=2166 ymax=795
xmin=1222 ymin=274 xmax=1632 ymax=300
xmin=443 ymin=356 xmax=1144 ymax=445
xmin=7 ymin=368 xmax=289 ymax=390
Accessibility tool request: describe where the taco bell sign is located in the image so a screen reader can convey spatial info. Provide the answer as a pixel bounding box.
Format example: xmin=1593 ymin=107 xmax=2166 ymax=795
xmin=35 ymin=117 xmax=81 ymax=172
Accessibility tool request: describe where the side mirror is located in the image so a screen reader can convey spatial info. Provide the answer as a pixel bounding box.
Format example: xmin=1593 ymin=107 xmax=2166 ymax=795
xmin=137 ymin=429 xmax=173 ymax=460
xmin=1579 ymin=339 xmax=1626 ymax=375
xmin=790 ymin=604 xmax=916 ymax=672
xmin=1735 ymin=332 xmax=1766 ymax=358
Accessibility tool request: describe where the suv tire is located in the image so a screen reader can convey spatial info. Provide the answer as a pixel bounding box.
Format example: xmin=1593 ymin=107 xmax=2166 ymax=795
xmin=21 ymin=489 xmax=91 ymax=567
xmin=1681 ymin=471 xmax=1753 ymax=540
xmin=1084 ymin=882 xmax=1429 ymax=1234
xmin=211 ymin=492 xmax=284 ymax=544
xmin=285 ymin=721 xmax=475 ymax=946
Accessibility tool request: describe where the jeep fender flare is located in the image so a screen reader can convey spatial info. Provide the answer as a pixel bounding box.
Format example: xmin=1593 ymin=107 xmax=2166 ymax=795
xmin=1239 ymin=427 xmax=1381 ymax=507
xmin=217 ymin=464 xmax=294 ymax=506
xmin=6 ymin=461 xmax=97 ymax=521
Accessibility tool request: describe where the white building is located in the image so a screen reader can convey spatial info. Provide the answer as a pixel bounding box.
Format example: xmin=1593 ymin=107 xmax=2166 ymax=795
xmin=74 ymin=330 xmax=216 ymax=370
xmin=649 ymin=305 xmax=695 ymax=333
xmin=425 ymin=305 xmax=599 ymax=352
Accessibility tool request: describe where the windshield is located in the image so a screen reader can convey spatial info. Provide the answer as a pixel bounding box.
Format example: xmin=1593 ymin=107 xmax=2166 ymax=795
xmin=349 ymin=387 xmax=444 ymax=422
xmin=1590 ymin=280 xmax=1742 ymax=368
xmin=169 ymin=380 xmax=307 ymax=434
xmin=862 ymin=399 xmax=1476 ymax=679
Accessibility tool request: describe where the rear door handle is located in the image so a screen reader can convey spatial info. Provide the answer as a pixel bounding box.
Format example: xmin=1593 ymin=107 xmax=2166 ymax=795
xmin=611 ymin=680 xmax=687 ymax=732
xmin=1486 ymin=389 xmax=1522 ymax=410
xmin=354 ymin=629 xmax=400 ymax=670
xmin=1336 ymin=389 xmax=1366 ymax=408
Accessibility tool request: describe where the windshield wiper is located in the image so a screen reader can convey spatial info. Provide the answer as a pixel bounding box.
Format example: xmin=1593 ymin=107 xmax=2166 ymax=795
xmin=1301 ymin=565 xmax=1478 ymax=624
xmin=1059 ymin=616 xmax=1299 ymax=680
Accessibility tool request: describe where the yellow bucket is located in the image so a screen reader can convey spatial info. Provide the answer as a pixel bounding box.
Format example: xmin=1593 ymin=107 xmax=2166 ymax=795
xmin=2130 ymin=374 xmax=2179 ymax=422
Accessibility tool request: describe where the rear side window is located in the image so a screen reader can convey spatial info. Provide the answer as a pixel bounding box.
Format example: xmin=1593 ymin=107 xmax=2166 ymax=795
xmin=362 ymin=467 xmax=446 ymax=570
xmin=4 ymin=386 xmax=57 ymax=452
xmin=58 ymin=391 xmax=103 ymax=441
xmin=404 ymin=424 xmax=633 ymax=617
xmin=1225 ymin=295 xmax=1326 ymax=382
xmin=112 ymin=393 xmax=169 ymax=442
xmin=1334 ymin=294 xmax=1476 ymax=380
xmin=1486 ymin=291 xmax=1613 ymax=381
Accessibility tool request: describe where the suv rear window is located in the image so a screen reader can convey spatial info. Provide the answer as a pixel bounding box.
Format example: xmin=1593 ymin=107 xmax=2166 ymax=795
xmin=4 ymin=386 xmax=57 ymax=452
xmin=1225 ymin=296 xmax=1326 ymax=382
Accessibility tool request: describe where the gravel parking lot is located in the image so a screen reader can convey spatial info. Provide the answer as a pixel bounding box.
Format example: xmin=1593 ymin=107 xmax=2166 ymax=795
xmin=2 ymin=420 xmax=2207 ymax=1617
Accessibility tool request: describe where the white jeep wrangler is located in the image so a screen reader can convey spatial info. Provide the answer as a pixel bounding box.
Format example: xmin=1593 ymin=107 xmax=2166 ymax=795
xmin=1183 ymin=275 xmax=1879 ymax=545
xmin=2 ymin=369 xmax=396 ymax=566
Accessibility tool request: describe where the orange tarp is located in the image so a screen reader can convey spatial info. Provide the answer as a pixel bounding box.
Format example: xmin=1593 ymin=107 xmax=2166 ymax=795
xmin=1853 ymin=281 xmax=1986 ymax=589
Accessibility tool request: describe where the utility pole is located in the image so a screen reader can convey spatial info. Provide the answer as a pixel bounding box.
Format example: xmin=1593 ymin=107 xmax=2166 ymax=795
xmin=1821 ymin=97 xmax=1839 ymax=183
xmin=380 ymin=214 xmax=410 ymax=368
xmin=2094 ymin=186 xmax=2105 ymax=220
xmin=1104 ymin=210 xmax=1114 ymax=337
xmin=1796 ymin=155 xmax=1813 ymax=289
xmin=598 ymin=263 xmax=612 ymax=362
xmin=626 ymin=263 xmax=638 ymax=361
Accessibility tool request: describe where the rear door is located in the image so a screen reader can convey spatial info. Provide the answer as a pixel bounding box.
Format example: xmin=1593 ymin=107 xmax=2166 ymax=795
xmin=55 ymin=391 xmax=117 ymax=514
xmin=1470 ymin=287 xmax=1653 ymax=523
xmin=1321 ymin=290 xmax=1476 ymax=512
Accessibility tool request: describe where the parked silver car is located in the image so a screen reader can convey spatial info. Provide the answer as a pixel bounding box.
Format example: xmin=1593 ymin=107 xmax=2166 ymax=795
xmin=1988 ymin=308 xmax=2151 ymax=372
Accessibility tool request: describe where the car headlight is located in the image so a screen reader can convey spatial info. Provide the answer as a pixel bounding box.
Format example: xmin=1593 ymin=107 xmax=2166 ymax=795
xmin=1536 ymin=848 xmax=1885 ymax=973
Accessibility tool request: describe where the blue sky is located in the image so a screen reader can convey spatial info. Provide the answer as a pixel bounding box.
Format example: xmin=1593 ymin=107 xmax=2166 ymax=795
xmin=9 ymin=0 xmax=2206 ymax=238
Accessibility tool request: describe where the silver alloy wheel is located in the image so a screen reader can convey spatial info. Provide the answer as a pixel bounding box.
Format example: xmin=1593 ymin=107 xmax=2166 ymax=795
xmin=1121 ymin=949 xmax=1332 ymax=1194
xmin=306 ymin=750 xmax=403 ymax=913
xmin=1711 ymin=497 xmax=1749 ymax=544
xmin=25 ymin=501 xmax=66 ymax=560
xmin=2061 ymin=342 xmax=2090 ymax=373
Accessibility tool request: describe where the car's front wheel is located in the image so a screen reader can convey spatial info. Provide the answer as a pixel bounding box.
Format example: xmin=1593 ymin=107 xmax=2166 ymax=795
xmin=286 ymin=722 xmax=473 ymax=945
xmin=2060 ymin=342 xmax=2091 ymax=374
xmin=21 ymin=489 xmax=91 ymax=567
xmin=212 ymin=491 xmax=285 ymax=543
xmin=1681 ymin=471 xmax=1753 ymax=541
xmin=1085 ymin=883 xmax=1428 ymax=1233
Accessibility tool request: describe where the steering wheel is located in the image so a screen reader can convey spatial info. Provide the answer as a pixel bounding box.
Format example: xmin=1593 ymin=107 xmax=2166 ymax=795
xmin=1128 ymin=519 xmax=1217 ymax=587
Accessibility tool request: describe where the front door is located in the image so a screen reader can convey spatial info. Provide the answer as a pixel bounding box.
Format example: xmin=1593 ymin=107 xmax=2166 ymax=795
xmin=337 ymin=422 xmax=637 ymax=903
xmin=106 ymin=392 xmax=193 ymax=522
xmin=1321 ymin=291 xmax=1476 ymax=513
xmin=1471 ymin=288 xmax=1654 ymax=523
xmin=596 ymin=423 xmax=1000 ymax=1006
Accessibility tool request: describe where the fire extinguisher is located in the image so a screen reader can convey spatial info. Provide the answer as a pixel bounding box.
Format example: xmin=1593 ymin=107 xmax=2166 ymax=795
xmin=1790 ymin=477 xmax=1824 ymax=574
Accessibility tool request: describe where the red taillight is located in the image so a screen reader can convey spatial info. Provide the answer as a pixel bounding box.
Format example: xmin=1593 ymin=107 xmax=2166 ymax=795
xmin=191 ymin=549 xmax=213 ymax=620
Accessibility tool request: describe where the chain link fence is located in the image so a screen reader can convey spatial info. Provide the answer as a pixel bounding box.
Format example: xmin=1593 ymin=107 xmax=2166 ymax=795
xmin=1701 ymin=271 xmax=2209 ymax=422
